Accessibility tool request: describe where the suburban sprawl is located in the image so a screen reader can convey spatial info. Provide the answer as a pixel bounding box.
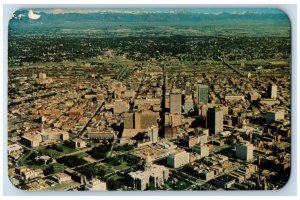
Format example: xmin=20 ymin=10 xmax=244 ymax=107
xmin=7 ymin=8 xmax=291 ymax=191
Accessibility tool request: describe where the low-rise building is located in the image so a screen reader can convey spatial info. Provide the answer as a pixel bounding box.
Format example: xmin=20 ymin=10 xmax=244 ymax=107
xmin=87 ymin=129 xmax=116 ymax=140
xmin=52 ymin=172 xmax=72 ymax=184
xmin=225 ymin=94 xmax=245 ymax=101
xmin=72 ymin=139 xmax=87 ymax=149
xmin=199 ymin=170 xmax=215 ymax=181
xmin=24 ymin=179 xmax=49 ymax=191
xmin=167 ymin=150 xmax=190 ymax=168
xmin=17 ymin=166 xmax=43 ymax=180
xmin=214 ymin=175 xmax=236 ymax=189
xmin=8 ymin=144 xmax=23 ymax=155
xmin=85 ymin=178 xmax=107 ymax=191
xmin=265 ymin=109 xmax=285 ymax=123
xmin=179 ymin=136 xmax=198 ymax=148
xmin=21 ymin=128 xmax=69 ymax=147
xmin=21 ymin=133 xmax=42 ymax=148
xmin=249 ymin=92 xmax=261 ymax=101
xmin=192 ymin=144 xmax=209 ymax=158
xmin=40 ymin=128 xmax=69 ymax=141
xmin=113 ymin=100 xmax=129 ymax=114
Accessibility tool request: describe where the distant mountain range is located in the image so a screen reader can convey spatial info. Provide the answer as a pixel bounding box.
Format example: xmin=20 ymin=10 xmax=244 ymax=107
xmin=9 ymin=8 xmax=290 ymax=37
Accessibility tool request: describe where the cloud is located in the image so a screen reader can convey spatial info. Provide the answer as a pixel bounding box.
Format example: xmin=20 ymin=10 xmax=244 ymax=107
xmin=28 ymin=9 xmax=41 ymax=20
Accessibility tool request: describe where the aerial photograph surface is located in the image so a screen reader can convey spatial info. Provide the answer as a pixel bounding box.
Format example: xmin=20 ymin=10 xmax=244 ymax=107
xmin=7 ymin=8 xmax=291 ymax=191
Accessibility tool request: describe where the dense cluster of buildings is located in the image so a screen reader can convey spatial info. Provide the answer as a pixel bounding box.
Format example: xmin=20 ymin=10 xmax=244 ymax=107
xmin=8 ymin=57 xmax=291 ymax=191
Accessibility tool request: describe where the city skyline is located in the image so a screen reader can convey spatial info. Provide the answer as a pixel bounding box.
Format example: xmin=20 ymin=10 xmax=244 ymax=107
xmin=7 ymin=7 xmax=291 ymax=191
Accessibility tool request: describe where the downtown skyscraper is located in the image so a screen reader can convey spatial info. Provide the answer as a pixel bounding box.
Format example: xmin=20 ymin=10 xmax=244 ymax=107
xmin=197 ymin=84 xmax=209 ymax=105
xmin=207 ymin=107 xmax=223 ymax=134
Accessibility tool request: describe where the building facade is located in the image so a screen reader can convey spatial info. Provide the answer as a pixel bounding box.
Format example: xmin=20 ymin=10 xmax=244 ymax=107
xmin=207 ymin=108 xmax=223 ymax=134
xmin=184 ymin=95 xmax=194 ymax=114
xmin=85 ymin=178 xmax=107 ymax=191
xmin=197 ymin=84 xmax=208 ymax=105
xmin=193 ymin=144 xmax=209 ymax=158
xmin=170 ymin=93 xmax=182 ymax=114
xmin=236 ymin=142 xmax=254 ymax=161
xmin=265 ymin=109 xmax=285 ymax=123
xmin=129 ymin=154 xmax=169 ymax=190
xmin=167 ymin=151 xmax=190 ymax=168
xmin=267 ymin=84 xmax=277 ymax=99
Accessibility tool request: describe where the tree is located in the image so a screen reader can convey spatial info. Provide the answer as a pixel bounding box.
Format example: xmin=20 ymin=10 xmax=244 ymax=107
xmin=105 ymin=156 xmax=122 ymax=166
xmin=123 ymin=154 xmax=140 ymax=166
xmin=57 ymin=155 xmax=86 ymax=168
xmin=64 ymin=140 xmax=75 ymax=149
xmin=77 ymin=165 xmax=98 ymax=179
xmin=44 ymin=163 xmax=65 ymax=175
xmin=107 ymin=179 xmax=122 ymax=190
xmin=88 ymin=145 xmax=111 ymax=159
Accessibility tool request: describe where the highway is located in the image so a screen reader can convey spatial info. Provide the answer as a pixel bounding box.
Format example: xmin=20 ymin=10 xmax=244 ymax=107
xmin=219 ymin=57 xmax=246 ymax=77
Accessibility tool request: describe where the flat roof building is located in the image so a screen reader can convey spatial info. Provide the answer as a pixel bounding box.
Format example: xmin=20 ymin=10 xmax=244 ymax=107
xmin=265 ymin=109 xmax=285 ymax=123
xmin=85 ymin=178 xmax=107 ymax=191
xmin=236 ymin=142 xmax=254 ymax=161
xmin=170 ymin=93 xmax=182 ymax=114
xmin=167 ymin=150 xmax=190 ymax=168
xmin=196 ymin=84 xmax=209 ymax=105
xmin=267 ymin=84 xmax=277 ymax=99
xmin=52 ymin=172 xmax=72 ymax=184
xmin=184 ymin=95 xmax=194 ymax=114
xmin=207 ymin=108 xmax=223 ymax=134
xmin=193 ymin=144 xmax=209 ymax=158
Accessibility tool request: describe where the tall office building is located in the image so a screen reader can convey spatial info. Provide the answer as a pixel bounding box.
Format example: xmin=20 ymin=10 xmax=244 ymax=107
xmin=207 ymin=107 xmax=223 ymax=134
xmin=134 ymin=111 xmax=141 ymax=129
xmin=124 ymin=110 xmax=158 ymax=130
xmin=139 ymin=110 xmax=159 ymax=129
xmin=185 ymin=82 xmax=191 ymax=96
xmin=197 ymin=84 xmax=209 ymax=105
xmin=124 ymin=113 xmax=134 ymax=129
xmin=236 ymin=142 xmax=254 ymax=161
xmin=198 ymin=103 xmax=208 ymax=117
xmin=164 ymin=126 xmax=177 ymax=139
xmin=170 ymin=93 xmax=182 ymax=114
xmin=122 ymin=110 xmax=159 ymax=138
xmin=192 ymin=144 xmax=209 ymax=158
xmin=147 ymin=126 xmax=159 ymax=143
xmin=267 ymin=84 xmax=277 ymax=99
xmin=184 ymin=95 xmax=194 ymax=114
